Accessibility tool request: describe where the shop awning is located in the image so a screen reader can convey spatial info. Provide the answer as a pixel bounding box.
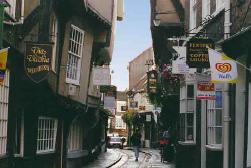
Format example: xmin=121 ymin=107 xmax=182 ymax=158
xmin=221 ymin=26 xmax=251 ymax=59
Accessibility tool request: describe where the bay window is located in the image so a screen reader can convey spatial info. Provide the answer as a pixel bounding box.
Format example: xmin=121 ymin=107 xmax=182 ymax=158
xmin=66 ymin=25 xmax=84 ymax=85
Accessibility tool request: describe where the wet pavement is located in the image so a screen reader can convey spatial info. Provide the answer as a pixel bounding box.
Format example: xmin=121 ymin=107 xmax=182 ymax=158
xmin=85 ymin=148 xmax=175 ymax=168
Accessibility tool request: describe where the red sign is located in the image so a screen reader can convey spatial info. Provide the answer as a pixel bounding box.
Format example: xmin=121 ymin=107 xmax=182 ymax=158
xmin=197 ymin=82 xmax=215 ymax=100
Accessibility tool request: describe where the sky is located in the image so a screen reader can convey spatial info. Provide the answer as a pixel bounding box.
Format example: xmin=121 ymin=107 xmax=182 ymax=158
xmin=111 ymin=0 xmax=152 ymax=91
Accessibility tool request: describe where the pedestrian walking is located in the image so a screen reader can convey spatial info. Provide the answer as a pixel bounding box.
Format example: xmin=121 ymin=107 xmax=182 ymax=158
xmin=121 ymin=137 xmax=126 ymax=149
xmin=131 ymin=130 xmax=141 ymax=161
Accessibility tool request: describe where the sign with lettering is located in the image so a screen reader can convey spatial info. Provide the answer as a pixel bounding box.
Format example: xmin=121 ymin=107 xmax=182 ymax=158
xmin=25 ymin=43 xmax=52 ymax=83
xmin=197 ymin=82 xmax=215 ymax=100
xmin=147 ymin=70 xmax=158 ymax=94
xmin=186 ymin=38 xmax=214 ymax=68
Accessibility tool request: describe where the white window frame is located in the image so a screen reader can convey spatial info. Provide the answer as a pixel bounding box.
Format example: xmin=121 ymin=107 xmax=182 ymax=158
xmin=179 ymin=83 xmax=196 ymax=144
xmin=202 ymin=0 xmax=210 ymax=20
xmin=216 ymin=0 xmax=224 ymax=12
xmin=0 ymin=70 xmax=9 ymax=156
xmin=190 ymin=0 xmax=197 ymax=31
xmin=206 ymin=85 xmax=223 ymax=150
xmin=68 ymin=119 xmax=83 ymax=152
xmin=36 ymin=117 xmax=58 ymax=154
xmin=66 ymin=25 xmax=84 ymax=85
xmin=14 ymin=110 xmax=24 ymax=157
xmin=115 ymin=116 xmax=126 ymax=129
xmin=50 ymin=13 xmax=58 ymax=72
xmin=5 ymin=0 xmax=16 ymax=19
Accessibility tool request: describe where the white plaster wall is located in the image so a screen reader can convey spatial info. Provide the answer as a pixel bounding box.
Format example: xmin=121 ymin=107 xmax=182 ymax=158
xmin=235 ymin=64 xmax=246 ymax=168
xmin=247 ymin=83 xmax=251 ymax=167
xmin=116 ymin=101 xmax=126 ymax=112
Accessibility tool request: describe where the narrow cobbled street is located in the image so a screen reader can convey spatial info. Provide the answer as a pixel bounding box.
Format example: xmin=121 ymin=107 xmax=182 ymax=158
xmin=86 ymin=148 xmax=175 ymax=168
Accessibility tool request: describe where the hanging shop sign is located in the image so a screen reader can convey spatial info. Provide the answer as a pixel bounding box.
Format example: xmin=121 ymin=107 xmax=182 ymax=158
xmin=146 ymin=114 xmax=151 ymax=122
xmin=25 ymin=43 xmax=52 ymax=83
xmin=172 ymin=46 xmax=189 ymax=74
xmin=186 ymin=38 xmax=214 ymax=68
xmin=104 ymin=96 xmax=116 ymax=109
xmin=93 ymin=66 xmax=110 ymax=86
xmin=197 ymin=82 xmax=215 ymax=100
xmin=147 ymin=70 xmax=157 ymax=94
xmin=0 ymin=48 xmax=9 ymax=85
xmin=208 ymin=48 xmax=238 ymax=83
xmin=104 ymin=85 xmax=117 ymax=98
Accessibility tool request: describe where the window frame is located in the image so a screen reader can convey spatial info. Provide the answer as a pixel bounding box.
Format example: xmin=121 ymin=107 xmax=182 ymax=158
xmin=50 ymin=13 xmax=58 ymax=73
xmin=202 ymin=0 xmax=210 ymax=20
xmin=0 ymin=70 xmax=9 ymax=157
xmin=216 ymin=0 xmax=224 ymax=12
xmin=190 ymin=0 xmax=197 ymax=31
xmin=36 ymin=117 xmax=58 ymax=154
xmin=206 ymin=85 xmax=223 ymax=150
xmin=115 ymin=116 xmax=126 ymax=129
xmin=68 ymin=119 xmax=83 ymax=152
xmin=66 ymin=24 xmax=85 ymax=85
xmin=179 ymin=83 xmax=196 ymax=144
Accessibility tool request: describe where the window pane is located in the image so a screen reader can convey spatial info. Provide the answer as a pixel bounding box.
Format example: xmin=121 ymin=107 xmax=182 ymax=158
xmin=187 ymin=127 xmax=194 ymax=141
xmin=187 ymin=85 xmax=194 ymax=98
xmin=215 ymin=127 xmax=222 ymax=144
xmin=187 ymin=113 xmax=194 ymax=126
xmin=215 ymin=109 xmax=222 ymax=126
xmin=179 ymin=114 xmax=185 ymax=141
xmin=187 ymin=99 xmax=195 ymax=112
xmin=215 ymin=91 xmax=222 ymax=108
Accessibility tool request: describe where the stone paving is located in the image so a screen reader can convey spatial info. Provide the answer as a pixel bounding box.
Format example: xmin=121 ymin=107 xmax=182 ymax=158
xmin=85 ymin=148 xmax=122 ymax=168
xmin=85 ymin=148 xmax=175 ymax=168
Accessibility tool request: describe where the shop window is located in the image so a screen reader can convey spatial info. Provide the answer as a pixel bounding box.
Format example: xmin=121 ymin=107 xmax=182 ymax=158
xmin=207 ymin=89 xmax=223 ymax=149
xmin=179 ymin=84 xmax=196 ymax=143
xmin=0 ymin=70 xmax=9 ymax=156
xmin=66 ymin=25 xmax=84 ymax=85
xmin=68 ymin=119 xmax=83 ymax=152
xmin=37 ymin=117 xmax=58 ymax=154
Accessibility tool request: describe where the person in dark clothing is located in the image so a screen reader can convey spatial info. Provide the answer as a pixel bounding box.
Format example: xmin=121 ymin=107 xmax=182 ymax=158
xmin=121 ymin=137 xmax=126 ymax=149
xmin=131 ymin=131 xmax=141 ymax=161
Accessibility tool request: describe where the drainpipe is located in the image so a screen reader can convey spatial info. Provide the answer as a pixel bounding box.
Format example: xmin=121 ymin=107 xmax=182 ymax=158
xmin=223 ymin=0 xmax=231 ymax=168
xmin=243 ymin=48 xmax=250 ymax=168
xmin=3 ymin=0 xmax=24 ymax=25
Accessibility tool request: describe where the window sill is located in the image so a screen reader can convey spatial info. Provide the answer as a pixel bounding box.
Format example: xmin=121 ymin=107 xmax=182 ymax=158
xmin=67 ymin=150 xmax=88 ymax=159
xmin=205 ymin=144 xmax=223 ymax=151
xmin=178 ymin=141 xmax=196 ymax=146
xmin=36 ymin=151 xmax=56 ymax=155
xmin=0 ymin=154 xmax=8 ymax=159
xmin=66 ymin=78 xmax=80 ymax=86
xmin=14 ymin=154 xmax=24 ymax=158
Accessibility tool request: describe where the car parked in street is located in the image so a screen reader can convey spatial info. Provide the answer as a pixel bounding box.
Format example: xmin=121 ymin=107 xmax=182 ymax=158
xmin=108 ymin=137 xmax=122 ymax=148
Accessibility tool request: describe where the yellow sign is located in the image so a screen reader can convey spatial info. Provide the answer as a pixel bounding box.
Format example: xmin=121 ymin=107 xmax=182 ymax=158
xmin=0 ymin=48 xmax=8 ymax=70
xmin=0 ymin=48 xmax=9 ymax=85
